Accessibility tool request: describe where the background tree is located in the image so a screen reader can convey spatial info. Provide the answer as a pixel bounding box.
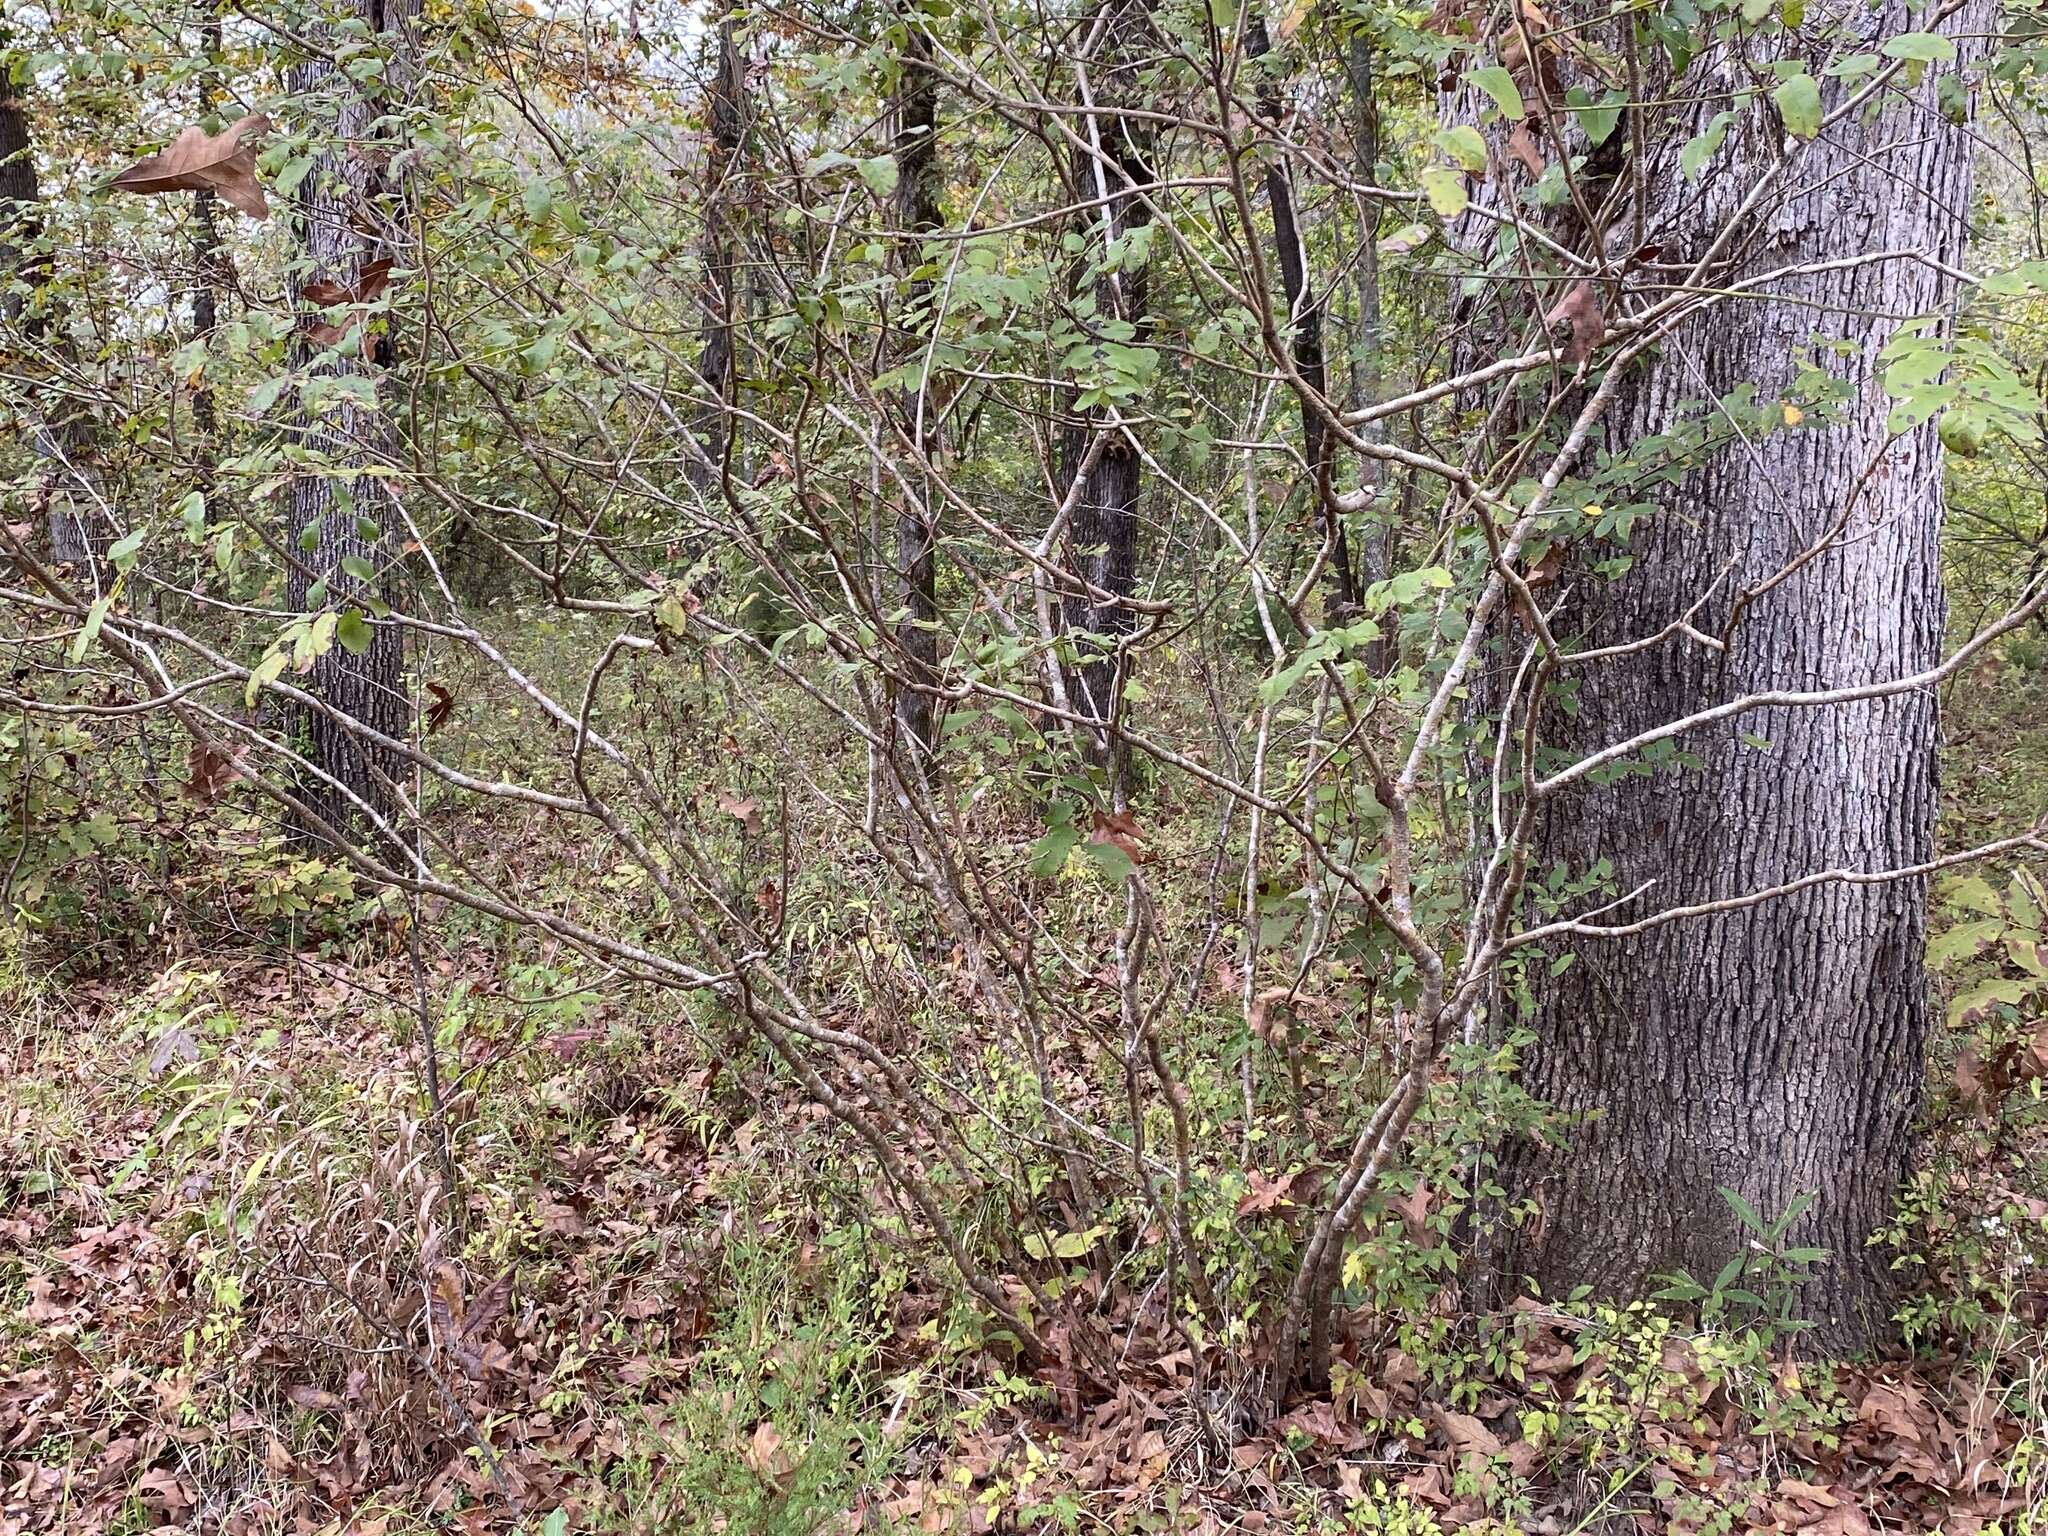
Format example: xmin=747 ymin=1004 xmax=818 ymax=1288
xmin=283 ymin=0 xmax=418 ymax=836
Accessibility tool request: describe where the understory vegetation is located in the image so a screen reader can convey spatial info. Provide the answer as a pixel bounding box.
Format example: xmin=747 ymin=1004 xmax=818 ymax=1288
xmin=5 ymin=0 xmax=2048 ymax=1530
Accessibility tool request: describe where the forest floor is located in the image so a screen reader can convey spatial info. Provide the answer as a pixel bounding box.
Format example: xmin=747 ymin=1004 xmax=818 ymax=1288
xmin=3 ymin=652 xmax=2048 ymax=1536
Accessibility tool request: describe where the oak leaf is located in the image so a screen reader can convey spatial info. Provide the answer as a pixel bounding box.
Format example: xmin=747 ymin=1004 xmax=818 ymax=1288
xmin=184 ymin=740 xmax=242 ymax=802
xmin=112 ymin=115 xmax=274 ymax=220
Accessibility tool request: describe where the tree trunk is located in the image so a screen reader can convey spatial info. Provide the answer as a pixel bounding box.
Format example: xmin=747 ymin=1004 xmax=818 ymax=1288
xmin=1342 ymin=30 xmax=1388 ymax=672
xmin=285 ymin=0 xmax=415 ymax=839
xmin=891 ymin=17 xmax=942 ymax=771
xmin=1489 ymin=2 xmax=1986 ymax=1349
xmin=0 ymin=49 xmax=103 ymax=578
xmin=689 ymin=10 xmax=745 ymax=492
xmin=1248 ymin=15 xmax=1355 ymax=618
xmin=1059 ymin=0 xmax=1153 ymax=777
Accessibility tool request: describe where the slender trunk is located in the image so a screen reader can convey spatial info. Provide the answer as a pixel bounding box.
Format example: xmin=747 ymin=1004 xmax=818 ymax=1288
xmin=1059 ymin=0 xmax=1153 ymax=782
xmin=1248 ymin=15 xmax=1355 ymax=618
xmin=285 ymin=0 xmax=416 ymax=839
xmin=1486 ymin=1 xmax=1987 ymax=1349
xmin=1343 ymin=30 xmax=1388 ymax=670
xmin=689 ymin=11 xmax=745 ymax=492
xmin=0 ymin=52 xmax=102 ymax=578
xmin=891 ymin=19 xmax=942 ymax=771
xmin=190 ymin=8 xmax=226 ymax=453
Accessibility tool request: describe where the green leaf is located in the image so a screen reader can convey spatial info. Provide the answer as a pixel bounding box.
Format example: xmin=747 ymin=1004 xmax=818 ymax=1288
xmin=274 ymin=156 xmax=317 ymax=197
xmin=1565 ymin=86 xmax=1623 ymax=146
xmin=1882 ymin=31 xmax=1956 ymax=62
xmin=857 ymin=154 xmax=899 ymax=198
xmin=244 ymin=647 xmax=288 ymax=707
xmin=1434 ymin=125 xmax=1489 ymax=174
xmin=340 ymin=554 xmax=376 ymax=583
xmin=1468 ymin=65 xmax=1524 ymax=120
xmin=1030 ymin=815 xmax=1080 ymax=878
xmin=177 ymin=490 xmax=207 ymax=542
xmin=522 ymin=179 xmax=554 ymax=221
xmin=107 ymin=527 xmax=146 ymax=573
xmin=1773 ymin=71 xmax=1822 ymax=138
xmin=1418 ymin=166 xmax=1468 ymax=218
xmin=1079 ymin=837 xmax=1136 ymax=884
xmin=1022 ymin=1224 xmax=1108 ymax=1261
xmin=336 ymin=609 xmax=373 ymax=656
xmin=69 ymin=595 xmax=111 ymax=663
xmin=1681 ymin=111 xmax=1737 ymax=179
xmin=1378 ymin=222 xmax=1434 ymax=255
xmin=1948 ymin=976 xmax=2037 ymax=1028
xmin=1718 ymin=1186 xmax=1765 ymax=1235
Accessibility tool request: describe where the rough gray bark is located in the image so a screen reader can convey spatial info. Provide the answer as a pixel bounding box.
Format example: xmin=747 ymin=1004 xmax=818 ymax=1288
xmin=891 ymin=17 xmax=942 ymax=771
xmin=1059 ymin=0 xmax=1153 ymax=773
xmin=689 ymin=11 xmax=745 ymax=492
xmin=1485 ymin=0 xmax=1987 ymax=1349
xmin=285 ymin=0 xmax=415 ymax=839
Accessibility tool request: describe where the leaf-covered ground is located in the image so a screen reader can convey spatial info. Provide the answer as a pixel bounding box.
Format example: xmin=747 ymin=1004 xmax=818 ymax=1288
xmin=4 ymin=923 xmax=2045 ymax=1535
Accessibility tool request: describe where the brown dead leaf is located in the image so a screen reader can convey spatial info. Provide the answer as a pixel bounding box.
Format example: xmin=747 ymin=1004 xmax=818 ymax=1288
xmin=302 ymin=259 xmax=395 ymax=348
xmin=1273 ymin=1399 xmax=1363 ymax=1449
xmin=1248 ymin=985 xmax=1298 ymax=1044
xmin=111 ymin=114 xmax=274 ymax=220
xmin=2019 ymin=1020 xmax=2048 ymax=1080
xmin=424 ymin=681 xmax=455 ymax=735
xmin=302 ymin=259 xmax=393 ymax=310
xmin=1393 ymin=1178 xmax=1434 ymax=1241
xmin=717 ymin=790 xmax=760 ymax=833
xmin=184 ymin=741 xmax=242 ymax=803
xmin=1545 ymin=281 xmax=1604 ymax=365
xmin=747 ymin=1419 xmax=795 ymax=1486
xmin=285 ymin=1383 xmax=346 ymax=1413
xmin=1430 ymin=1403 xmax=1502 ymax=1459
xmin=1507 ymin=122 xmax=1546 ymax=178
xmin=1089 ymin=807 xmax=1147 ymax=863
xmin=1236 ymin=1169 xmax=1299 ymax=1217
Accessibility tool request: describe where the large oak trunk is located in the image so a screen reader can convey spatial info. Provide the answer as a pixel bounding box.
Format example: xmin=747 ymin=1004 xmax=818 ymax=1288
xmin=1489 ymin=0 xmax=1985 ymax=1349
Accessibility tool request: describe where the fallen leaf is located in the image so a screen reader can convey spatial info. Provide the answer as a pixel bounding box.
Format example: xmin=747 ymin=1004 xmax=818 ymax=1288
xmin=111 ymin=115 xmax=274 ymax=219
xmin=285 ymin=1383 xmax=345 ymax=1413
xmin=747 ymin=1419 xmax=794 ymax=1485
xmin=717 ymin=790 xmax=760 ymax=833
xmin=1236 ymin=1169 xmax=1299 ymax=1216
xmin=184 ymin=740 xmax=242 ymax=802
xmin=1431 ymin=1403 xmax=1502 ymax=1459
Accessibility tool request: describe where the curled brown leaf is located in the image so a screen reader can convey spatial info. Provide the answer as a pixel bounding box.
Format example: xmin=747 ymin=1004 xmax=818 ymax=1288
xmin=111 ymin=115 xmax=274 ymax=220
